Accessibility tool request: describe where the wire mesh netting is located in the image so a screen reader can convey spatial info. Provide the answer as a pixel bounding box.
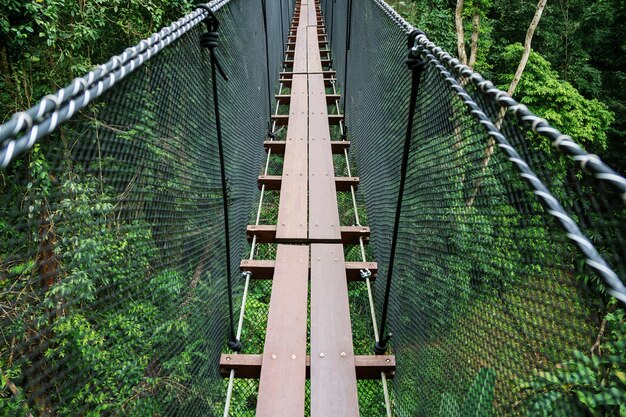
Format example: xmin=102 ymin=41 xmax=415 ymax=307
xmin=321 ymin=0 xmax=626 ymax=415
xmin=0 ymin=0 xmax=294 ymax=414
xmin=2 ymin=0 xmax=625 ymax=414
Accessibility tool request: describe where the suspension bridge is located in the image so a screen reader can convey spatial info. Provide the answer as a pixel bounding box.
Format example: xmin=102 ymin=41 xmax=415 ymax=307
xmin=1 ymin=0 xmax=625 ymax=415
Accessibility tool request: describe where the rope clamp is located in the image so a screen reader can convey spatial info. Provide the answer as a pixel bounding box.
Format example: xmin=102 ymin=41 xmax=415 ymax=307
xmin=406 ymin=30 xmax=427 ymax=72
xmin=360 ymin=268 xmax=372 ymax=280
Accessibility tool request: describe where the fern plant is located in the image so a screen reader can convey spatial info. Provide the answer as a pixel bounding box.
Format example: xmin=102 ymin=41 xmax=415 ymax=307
xmin=519 ymin=308 xmax=626 ymax=416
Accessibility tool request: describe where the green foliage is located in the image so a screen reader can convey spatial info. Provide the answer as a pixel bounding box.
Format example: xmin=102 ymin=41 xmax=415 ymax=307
xmin=520 ymin=308 xmax=626 ymax=416
xmin=0 ymin=0 xmax=195 ymax=120
xmin=496 ymin=43 xmax=614 ymax=154
xmin=391 ymin=0 xmax=457 ymax=53
xmin=490 ymin=0 xmax=625 ymax=170
xmin=438 ymin=368 xmax=497 ymax=417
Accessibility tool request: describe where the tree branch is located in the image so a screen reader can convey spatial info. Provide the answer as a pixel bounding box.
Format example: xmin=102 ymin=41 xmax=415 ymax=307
xmin=466 ymin=0 xmax=548 ymax=208
xmin=507 ymin=0 xmax=548 ymax=97
xmin=455 ymin=0 xmax=468 ymax=65
xmin=590 ymin=318 xmax=607 ymax=356
xmin=468 ymin=11 xmax=480 ymax=69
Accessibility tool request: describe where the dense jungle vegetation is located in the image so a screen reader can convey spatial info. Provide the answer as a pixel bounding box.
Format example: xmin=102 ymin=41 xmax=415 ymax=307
xmin=390 ymin=1 xmax=626 ymax=415
xmin=394 ymin=0 xmax=625 ymax=171
xmin=0 ymin=0 xmax=625 ymax=416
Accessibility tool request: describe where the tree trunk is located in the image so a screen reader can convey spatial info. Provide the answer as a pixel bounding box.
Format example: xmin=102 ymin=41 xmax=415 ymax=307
xmin=466 ymin=0 xmax=548 ymax=207
xmin=455 ymin=0 xmax=468 ymax=65
xmin=507 ymin=0 xmax=548 ymax=97
xmin=468 ymin=12 xmax=480 ymax=69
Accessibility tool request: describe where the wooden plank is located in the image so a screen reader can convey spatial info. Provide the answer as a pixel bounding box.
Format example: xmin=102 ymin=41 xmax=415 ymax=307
xmin=240 ymin=259 xmax=378 ymax=282
xmin=240 ymin=259 xmax=275 ymax=278
xmin=275 ymin=73 xmax=308 ymax=241
xmin=327 ymin=114 xmax=344 ymax=125
xmin=220 ymin=354 xmax=396 ymax=379
xmin=307 ymin=26 xmax=323 ymax=73
xmin=283 ymin=59 xmax=332 ymax=68
xmin=287 ymin=50 xmax=329 ymax=58
xmin=247 ymin=224 xmax=369 ymax=244
xmin=257 ymin=175 xmax=283 ymax=190
xmin=279 ymin=77 xmax=336 ymax=87
xmin=307 ymin=0 xmax=318 ymax=28
xmin=272 ymin=113 xmax=342 ymax=126
xmin=263 ymin=140 xmax=287 ymax=153
xmin=274 ymin=93 xmax=340 ymax=104
xmin=276 ymin=0 xmax=308 ymax=240
xmin=292 ymin=2 xmax=308 ymax=73
xmin=259 ymin=175 xmax=358 ymax=191
xmin=256 ymin=245 xmax=309 ymax=417
xmin=334 ymin=176 xmax=359 ymax=191
xmin=286 ymin=41 xmax=329 ymax=47
xmin=308 ymin=72 xmax=341 ymax=241
xmin=270 ymin=114 xmax=289 ymax=126
xmin=310 ymin=244 xmax=360 ymax=416
xmin=264 ymin=140 xmax=349 ymax=154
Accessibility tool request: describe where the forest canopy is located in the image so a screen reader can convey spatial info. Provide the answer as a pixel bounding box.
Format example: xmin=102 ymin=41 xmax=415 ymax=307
xmin=395 ymin=0 xmax=625 ymax=171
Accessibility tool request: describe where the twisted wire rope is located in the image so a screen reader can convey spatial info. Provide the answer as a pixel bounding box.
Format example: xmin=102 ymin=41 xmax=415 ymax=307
xmin=0 ymin=0 xmax=231 ymax=168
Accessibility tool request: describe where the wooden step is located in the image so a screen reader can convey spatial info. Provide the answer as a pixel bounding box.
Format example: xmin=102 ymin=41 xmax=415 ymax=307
xmin=258 ymin=175 xmax=359 ymax=191
xmin=280 ymin=77 xmax=336 ymax=87
xmin=288 ymin=34 xmax=327 ymax=42
xmin=283 ymin=58 xmax=332 ymax=67
xmin=239 ymin=259 xmax=377 ymax=282
xmin=274 ymin=93 xmax=340 ymax=104
xmin=246 ymin=224 xmax=369 ymax=244
xmin=286 ymin=40 xmax=328 ymax=46
xmin=279 ymin=69 xmax=335 ymax=78
xmin=271 ymin=113 xmax=343 ymax=125
xmin=285 ymin=49 xmax=330 ymax=57
xmin=264 ymin=140 xmax=349 ymax=154
xmin=220 ymin=354 xmax=395 ymax=379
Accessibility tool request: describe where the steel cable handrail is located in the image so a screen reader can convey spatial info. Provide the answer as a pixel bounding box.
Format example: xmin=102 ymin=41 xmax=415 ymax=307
xmin=0 ymin=0 xmax=231 ymax=169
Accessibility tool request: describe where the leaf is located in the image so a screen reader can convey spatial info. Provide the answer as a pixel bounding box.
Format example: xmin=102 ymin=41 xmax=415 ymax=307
xmin=528 ymin=391 xmax=562 ymax=416
xmin=612 ymin=370 xmax=626 ymax=386
xmin=464 ymin=368 xmax=496 ymax=417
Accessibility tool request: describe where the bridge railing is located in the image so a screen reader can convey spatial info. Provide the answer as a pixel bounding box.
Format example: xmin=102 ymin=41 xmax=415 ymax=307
xmin=323 ymin=0 xmax=626 ymax=414
xmin=0 ymin=0 xmax=290 ymax=414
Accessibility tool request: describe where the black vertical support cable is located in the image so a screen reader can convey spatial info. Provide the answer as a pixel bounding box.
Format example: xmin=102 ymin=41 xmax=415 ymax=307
xmin=329 ymin=0 xmax=336 ymax=47
xmin=260 ymin=0 xmax=274 ymax=125
xmin=199 ymin=5 xmax=242 ymax=352
xmin=279 ymin=0 xmax=286 ymax=59
xmin=375 ymin=30 xmax=426 ymax=355
xmin=341 ymin=0 xmax=352 ymax=135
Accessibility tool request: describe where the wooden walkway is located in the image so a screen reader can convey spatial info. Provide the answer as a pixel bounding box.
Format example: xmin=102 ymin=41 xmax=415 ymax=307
xmin=221 ymin=1 xmax=395 ymax=415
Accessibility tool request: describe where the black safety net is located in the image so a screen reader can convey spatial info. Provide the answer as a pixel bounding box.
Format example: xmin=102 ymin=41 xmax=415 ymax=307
xmin=0 ymin=0 xmax=292 ymax=415
xmin=323 ymin=0 xmax=626 ymax=415
xmin=2 ymin=0 xmax=625 ymax=415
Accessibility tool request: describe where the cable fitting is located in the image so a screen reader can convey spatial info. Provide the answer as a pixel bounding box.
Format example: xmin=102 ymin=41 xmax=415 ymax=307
xmin=406 ymin=29 xmax=426 ymax=71
xmin=227 ymin=338 xmax=243 ymax=352
xmin=374 ymin=333 xmax=392 ymax=355
xmin=198 ymin=4 xmax=228 ymax=80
